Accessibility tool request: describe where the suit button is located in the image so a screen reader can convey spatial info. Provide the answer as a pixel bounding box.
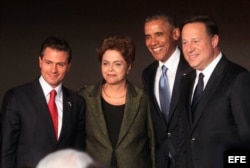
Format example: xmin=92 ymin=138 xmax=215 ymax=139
xmin=167 ymin=132 xmax=171 ymax=137
xmin=191 ymin=137 xmax=196 ymax=142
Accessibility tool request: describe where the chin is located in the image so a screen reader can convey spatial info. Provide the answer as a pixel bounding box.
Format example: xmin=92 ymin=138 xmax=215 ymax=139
xmin=154 ymin=56 xmax=164 ymax=61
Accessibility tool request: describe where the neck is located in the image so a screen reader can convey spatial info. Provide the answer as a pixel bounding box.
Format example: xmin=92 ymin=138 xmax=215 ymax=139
xmin=102 ymin=82 xmax=127 ymax=99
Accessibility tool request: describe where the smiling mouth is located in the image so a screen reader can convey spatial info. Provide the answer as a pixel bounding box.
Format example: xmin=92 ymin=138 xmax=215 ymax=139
xmin=152 ymin=47 xmax=163 ymax=52
xmin=190 ymin=55 xmax=199 ymax=60
xmin=49 ymin=74 xmax=58 ymax=78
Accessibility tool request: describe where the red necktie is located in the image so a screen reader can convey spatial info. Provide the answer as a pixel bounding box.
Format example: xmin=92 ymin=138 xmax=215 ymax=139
xmin=48 ymin=90 xmax=58 ymax=139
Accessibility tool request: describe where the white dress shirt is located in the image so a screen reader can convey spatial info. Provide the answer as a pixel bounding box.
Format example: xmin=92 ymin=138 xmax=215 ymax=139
xmin=39 ymin=76 xmax=63 ymax=138
xmin=192 ymin=52 xmax=223 ymax=99
xmin=154 ymin=47 xmax=180 ymax=108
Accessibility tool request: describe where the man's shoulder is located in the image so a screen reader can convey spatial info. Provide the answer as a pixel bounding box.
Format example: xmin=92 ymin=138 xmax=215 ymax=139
xmin=62 ymin=87 xmax=85 ymax=107
xmin=6 ymin=79 xmax=37 ymax=94
xmin=143 ymin=61 xmax=158 ymax=74
xmin=62 ymin=86 xmax=82 ymax=97
xmin=217 ymin=56 xmax=248 ymax=77
xmin=178 ymin=54 xmax=193 ymax=72
xmin=226 ymin=60 xmax=248 ymax=73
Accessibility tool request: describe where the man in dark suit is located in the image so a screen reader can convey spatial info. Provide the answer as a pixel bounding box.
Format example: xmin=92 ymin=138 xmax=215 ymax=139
xmin=142 ymin=13 xmax=192 ymax=168
xmin=0 ymin=36 xmax=85 ymax=168
xmin=179 ymin=15 xmax=250 ymax=168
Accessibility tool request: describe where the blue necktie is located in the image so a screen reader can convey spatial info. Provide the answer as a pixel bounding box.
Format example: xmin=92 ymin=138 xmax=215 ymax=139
xmin=159 ymin=65 xmax=170 ymax=122
xmin=191 ymin=73 xmax=204 ymax=122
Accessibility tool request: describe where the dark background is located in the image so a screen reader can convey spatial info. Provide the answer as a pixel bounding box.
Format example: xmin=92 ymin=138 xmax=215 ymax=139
xmin=1 ymin=0 xmax=250 ymax=104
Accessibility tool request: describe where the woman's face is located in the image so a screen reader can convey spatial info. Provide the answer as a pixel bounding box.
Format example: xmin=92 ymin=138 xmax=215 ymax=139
xmin=101 ymin=49 xmax=131 ymax=85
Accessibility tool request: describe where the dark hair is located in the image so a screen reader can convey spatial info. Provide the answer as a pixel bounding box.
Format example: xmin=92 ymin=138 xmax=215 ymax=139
xmin=145 ymin=12 xmax=177 ymax=29
xmin=39 ymin=36 xmax=72 ymax=63
xmin=180 ymin=15 xmax=219 ymax=37
xmin=96 ymin=35 xmax=135 ymax=66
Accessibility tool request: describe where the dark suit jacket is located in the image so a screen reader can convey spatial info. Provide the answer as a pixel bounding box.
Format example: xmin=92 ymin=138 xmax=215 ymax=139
xmin=0 ymin=78 xmax=85 ymax=168
xmin=142 ymin=53 xmax=192 ymax=168
xmin=79 ymin=80 xmax=155 ymax=168
xmin=179 ymin=56 xmax=250 ymax=168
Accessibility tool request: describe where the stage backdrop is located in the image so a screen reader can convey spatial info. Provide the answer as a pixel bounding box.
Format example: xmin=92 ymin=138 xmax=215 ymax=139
xmin=1 ymin=0 xmax=250 ymax=104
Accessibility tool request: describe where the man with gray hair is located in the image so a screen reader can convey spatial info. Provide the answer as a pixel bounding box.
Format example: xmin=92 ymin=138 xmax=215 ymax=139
xmin=36 ymin=149 xmax=93 ymax=168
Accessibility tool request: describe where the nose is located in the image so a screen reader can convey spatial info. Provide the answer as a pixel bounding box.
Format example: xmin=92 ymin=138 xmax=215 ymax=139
xmin=51 ymin=64 xmax=57 ymax=73
xmin=186 ymin=43 xmax=195 ymax=53
xmin=146 ymin=36 xmax=158 ymax=47
xmin=108 ymin=64 xmax=113 ymax=71
xmin=150 ymin=36 xmax=159 ymax=46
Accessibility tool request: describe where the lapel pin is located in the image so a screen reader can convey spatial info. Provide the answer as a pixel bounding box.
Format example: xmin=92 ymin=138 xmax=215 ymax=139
xmin=68 ymin=101 xmax=72 ymax=107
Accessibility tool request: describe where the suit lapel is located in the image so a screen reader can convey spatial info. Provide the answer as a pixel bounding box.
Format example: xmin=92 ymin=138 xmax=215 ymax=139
xmin=58 ymin=87 xmax=72 ymax=142
xmin=192 ymin=56 xmax=228 ymax=130
xmin=148 ymin=62 xmax=160 ymax=111
xmin=148 ymin=62 xmax=167 ymax=125
xmin=169 ymin=54 xmax=192 ymax=123
xmin=32 ymin=79 xmax=58 ymax=143
xmin=87 ymin=82 xmax=112 ymax=147
xmin=117 ymin=81 xmax=139 ymax=146
xmin=184 ymin=71 xmax=196 ymax=126
xmin=89 ymin=98 xmax=110 ymax=140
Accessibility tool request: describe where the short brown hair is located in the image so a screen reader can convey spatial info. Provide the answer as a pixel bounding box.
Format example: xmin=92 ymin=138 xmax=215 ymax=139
xmin=39 ymin=36 xmax=72 ymax=63
xmin=96 ymin=35 xmax=136 ymax=66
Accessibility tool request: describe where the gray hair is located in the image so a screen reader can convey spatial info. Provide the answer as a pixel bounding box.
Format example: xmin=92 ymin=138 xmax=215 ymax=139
xmin=36 ymin=149 xmax=93 ymax=168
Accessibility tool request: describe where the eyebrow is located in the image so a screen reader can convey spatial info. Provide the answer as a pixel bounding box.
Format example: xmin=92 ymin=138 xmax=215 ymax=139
xmin=102 ymin=60 xmax=123 ymax=63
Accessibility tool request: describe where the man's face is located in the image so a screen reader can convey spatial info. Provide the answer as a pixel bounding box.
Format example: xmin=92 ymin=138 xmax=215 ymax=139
xmin=39 ymin=47 xmax=71 ymax=88
xmin=144 ymin=19 xmax=179 ymax=63
xmin=181 ymin=22 xmax=218 ymax=71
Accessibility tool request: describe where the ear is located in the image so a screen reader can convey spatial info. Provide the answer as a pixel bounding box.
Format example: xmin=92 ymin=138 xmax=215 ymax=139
xmin=173 ymin=27 xmax=180 ymax=40
xmin=66 ymin=63 xmax=72 ymax=72
xmin=39 ymin=56 xmax=42 ymax=68
xmin=211 ymin=34 xmax=219 ymax=48
xmin=126 ymin=64 xmax=133 ymax=74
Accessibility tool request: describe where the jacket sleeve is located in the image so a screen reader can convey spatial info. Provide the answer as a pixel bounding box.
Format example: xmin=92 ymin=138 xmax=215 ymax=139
xmin=145 ymin=93 xmax=156 ymax=168
xmin=1 ymin=90 xmax=20 ymax=168
xmin=73 ymin=94 xmax=86 ymax=150
xmin=231 ymin=72 xmax=250 ymax=144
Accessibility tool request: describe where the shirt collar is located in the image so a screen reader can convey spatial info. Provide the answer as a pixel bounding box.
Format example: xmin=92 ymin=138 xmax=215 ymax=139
xmin=158 ymin=47 xmax=180 ymax=70
xmin=196 ymin=52 xmax=222 ymax=78
xmin=39 ymin=76 xmax=62 ymax=98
